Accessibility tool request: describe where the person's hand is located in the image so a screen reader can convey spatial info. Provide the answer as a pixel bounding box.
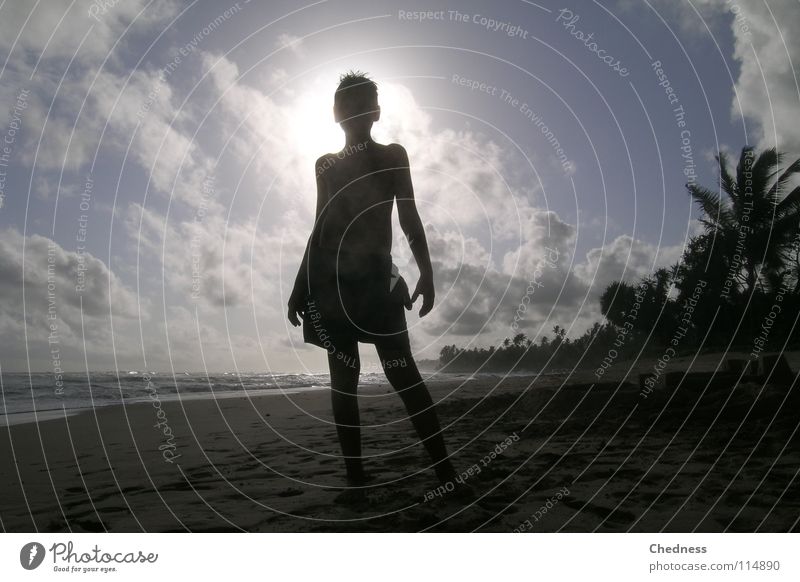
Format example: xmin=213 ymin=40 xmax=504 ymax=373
xmin=287 ymin=292 xmax=305 ymax=327
xmin=411 ymin=274 xmax=435 ymax=317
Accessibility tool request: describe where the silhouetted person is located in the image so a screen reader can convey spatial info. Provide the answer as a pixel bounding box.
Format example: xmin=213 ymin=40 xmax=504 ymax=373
xmin=288 ymin=71 xmax=457 ymax=489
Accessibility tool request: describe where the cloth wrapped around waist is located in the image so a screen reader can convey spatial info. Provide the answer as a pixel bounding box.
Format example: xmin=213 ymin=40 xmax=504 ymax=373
xmin=303 ymin=246 xmax=410 ymax=343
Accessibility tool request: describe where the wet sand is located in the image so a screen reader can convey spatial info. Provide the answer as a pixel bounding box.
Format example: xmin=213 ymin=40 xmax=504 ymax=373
xmin=1 ymin=352 xmax=798 ymax=532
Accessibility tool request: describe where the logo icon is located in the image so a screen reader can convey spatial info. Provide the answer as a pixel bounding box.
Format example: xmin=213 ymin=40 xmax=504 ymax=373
xmin=20 ymin=542 xmax=45 ymax=570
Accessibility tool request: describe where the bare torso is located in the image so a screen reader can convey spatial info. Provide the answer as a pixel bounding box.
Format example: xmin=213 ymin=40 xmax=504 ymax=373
xmin=317 ymin=142 xmax=400 ymax=255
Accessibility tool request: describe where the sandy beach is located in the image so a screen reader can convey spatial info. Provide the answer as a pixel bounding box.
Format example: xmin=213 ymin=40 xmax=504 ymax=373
xmin=2 ymin=352 xmax=798 ymax=533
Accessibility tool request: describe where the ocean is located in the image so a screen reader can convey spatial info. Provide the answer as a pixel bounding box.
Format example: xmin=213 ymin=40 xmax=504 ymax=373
xmin=0 ymin=371 xmax=341 ymax=426
xmin=0 ymin=370 xmax=481 ymax=426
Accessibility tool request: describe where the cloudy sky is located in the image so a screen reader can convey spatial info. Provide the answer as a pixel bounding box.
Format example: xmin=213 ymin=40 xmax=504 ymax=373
xmin=0 ymin=0 xmax=797 ymax=374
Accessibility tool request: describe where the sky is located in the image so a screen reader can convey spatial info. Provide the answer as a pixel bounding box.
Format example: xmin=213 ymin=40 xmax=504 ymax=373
xmin=0 ymin=0 xmax=797 ymax=374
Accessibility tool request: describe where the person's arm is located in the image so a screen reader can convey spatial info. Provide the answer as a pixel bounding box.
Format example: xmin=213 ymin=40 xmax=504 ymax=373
xmin=288 ymin=157 xmax=328 ymax=326
xmin=393 ymin=144 xmax=435 ymax=317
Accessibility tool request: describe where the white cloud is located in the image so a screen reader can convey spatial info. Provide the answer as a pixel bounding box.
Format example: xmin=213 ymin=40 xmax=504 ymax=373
xmin=728 ymin=2 xmax=800 ymax=155
xmin=94 ymin=68 xmax=214 ymax=203
xmin=0 ymin=1 xmax=213 ymax=205
xmin=0 ymin=225 xmax=271 ymax=372
xmin=6 ymin=0 xmax=747 ymax=369
xmin=633 ymin=0 xmax=800 ymax=156
xmin=275 ymin=33 xmax=304 ymax=56
xmin=0 ymin=0 xmax=177 ymax=63
xmin=0 ymin=228 xmax=140 ymax=364
xmin=574 ymin=234 xmax=684 ymax=291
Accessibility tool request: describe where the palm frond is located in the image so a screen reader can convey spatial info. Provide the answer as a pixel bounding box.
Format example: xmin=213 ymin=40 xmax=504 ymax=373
xmin=776 ymin=185 xmax=800 ymax=218
xmin=769 ymin=212 xmax=800 ymax=242
xmin=767 ymin=156 xmax=800 ymax=202
xmin=717 ymin=151 xmax=738 ymax=204
xmin=697 ymin=218 xmax=719 ymax=231
xmin=752 ymin=147 xmax=781 ymax=197
xmin=687 ymin=184 xmax=734 ymax=228
xmin=736 ymin=146 xmax=756 ymax=194
xmin=756 ymin=212 xmax=800 ymax=274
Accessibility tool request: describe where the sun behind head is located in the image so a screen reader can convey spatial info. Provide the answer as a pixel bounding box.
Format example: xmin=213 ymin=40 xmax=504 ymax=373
xmin=333 ymin=70 xmax=381 ymax=133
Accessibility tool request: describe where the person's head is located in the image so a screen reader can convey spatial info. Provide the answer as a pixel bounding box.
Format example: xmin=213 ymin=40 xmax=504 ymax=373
xmin=333 ymin=70 xmax=380 ymax=134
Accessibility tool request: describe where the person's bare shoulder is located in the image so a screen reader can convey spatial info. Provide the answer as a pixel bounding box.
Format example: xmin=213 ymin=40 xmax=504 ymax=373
xmin=384 ymin=143 xmax=409 ymax=166
xmin=315 ymin=153 xmax=337 ymax=166
xmin=314 ymin=153 xmax=337 ymax=178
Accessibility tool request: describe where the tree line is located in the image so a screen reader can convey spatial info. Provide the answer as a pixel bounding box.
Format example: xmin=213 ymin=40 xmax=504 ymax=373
xmin=439 ymin=147 xmax=800 ymax=373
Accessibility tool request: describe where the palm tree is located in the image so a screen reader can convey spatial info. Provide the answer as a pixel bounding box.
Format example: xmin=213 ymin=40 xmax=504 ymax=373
xmin=599 ymin=281 xmax=636 ymax=327
xmin=687 ymin=147 xmax=800 ymax=297
xmin=551 ymin=325 xmax=566 ymax=348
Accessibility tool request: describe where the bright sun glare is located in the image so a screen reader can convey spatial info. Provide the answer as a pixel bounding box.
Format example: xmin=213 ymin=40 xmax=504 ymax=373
xmin=289 ymin=78 xmax=410 ymax=161
xmin=291 ymin=87 xmax=344 ymax=157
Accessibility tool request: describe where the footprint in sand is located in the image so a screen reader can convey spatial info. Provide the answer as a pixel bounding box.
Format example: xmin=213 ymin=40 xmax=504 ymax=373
xmin=582 ymin=503 xmax=637 ymax=528
xmin=71 ymin=517 xmax=107 ymax=532
xmin=276 ymin=488 xmax=304 ymax=498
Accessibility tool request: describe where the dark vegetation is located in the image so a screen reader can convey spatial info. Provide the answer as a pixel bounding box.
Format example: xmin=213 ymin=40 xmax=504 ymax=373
xmin=439 ymin=147 xmax=800 ymax=373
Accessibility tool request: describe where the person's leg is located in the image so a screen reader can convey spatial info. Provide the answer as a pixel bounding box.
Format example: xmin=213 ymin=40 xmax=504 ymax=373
xmin=376 ymin=343 xmax=457 ymax=483
xmin=327 ymin=339 xmax=365 ymax=485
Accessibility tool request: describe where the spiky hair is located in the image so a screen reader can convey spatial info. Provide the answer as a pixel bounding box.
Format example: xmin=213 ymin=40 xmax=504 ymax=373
xmin=334 ymin=70 xmax=378 ymax=112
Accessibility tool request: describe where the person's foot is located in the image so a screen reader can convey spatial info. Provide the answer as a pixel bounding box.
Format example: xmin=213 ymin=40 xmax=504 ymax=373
xmin=422 ymin=476 xmax=476 ymax=504
xmin=335 ymin=472 xmax=375 ymax=506
xmin=345 ymin=470 xmax=374 ymax=488
xmin=335 ymin=487 xmax=368 ymax=505
xmin=428 ymin=461 xmax=477 ymax=503
xmin=434 ymin=460 xmax=458 ymax=484
xmin=449 ymin=479 xmax=476 ymax=502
